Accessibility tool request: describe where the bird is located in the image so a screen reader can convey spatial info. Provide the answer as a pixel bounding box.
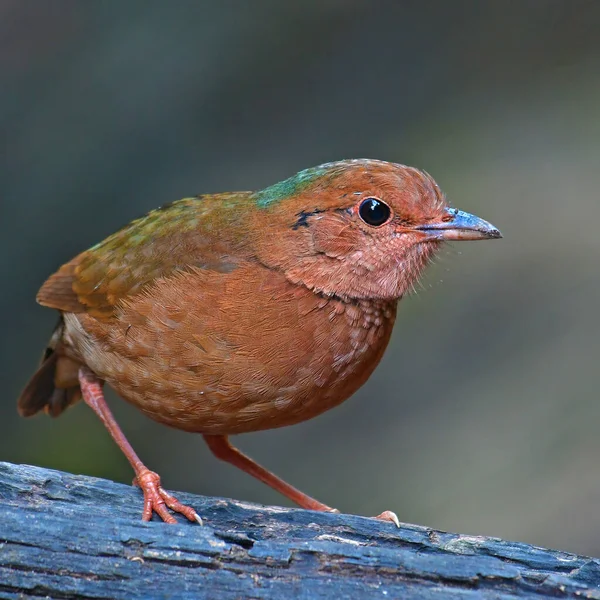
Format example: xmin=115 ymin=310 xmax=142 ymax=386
xmin=18 ymin=159 xmax=501 ymax=526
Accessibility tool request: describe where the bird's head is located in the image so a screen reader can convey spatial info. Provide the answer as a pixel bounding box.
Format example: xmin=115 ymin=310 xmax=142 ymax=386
xmin=252 ymin=159 xmax=501 ymax=301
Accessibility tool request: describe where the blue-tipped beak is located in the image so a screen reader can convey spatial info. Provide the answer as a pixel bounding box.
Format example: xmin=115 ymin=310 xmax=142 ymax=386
xmin=415 ymin=208 xmax=502 ymax=241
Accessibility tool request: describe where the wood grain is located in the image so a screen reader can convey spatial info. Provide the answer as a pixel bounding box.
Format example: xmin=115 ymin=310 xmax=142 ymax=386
xmin=1 ymin=462 xmax=599 ymax=599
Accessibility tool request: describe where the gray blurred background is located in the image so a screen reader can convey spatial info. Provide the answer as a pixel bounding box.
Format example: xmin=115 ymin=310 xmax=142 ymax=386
xmin=3 ymin=0 xmax=600 ymax=556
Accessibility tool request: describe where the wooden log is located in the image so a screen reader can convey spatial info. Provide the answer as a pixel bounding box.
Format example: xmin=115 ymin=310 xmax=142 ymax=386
xmin=1 ymin=461 xmax=599 ymax=599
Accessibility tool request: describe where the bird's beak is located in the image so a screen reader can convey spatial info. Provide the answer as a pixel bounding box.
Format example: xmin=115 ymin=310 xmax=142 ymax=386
xmin=414 ymin=208 xmax=502 ymax=241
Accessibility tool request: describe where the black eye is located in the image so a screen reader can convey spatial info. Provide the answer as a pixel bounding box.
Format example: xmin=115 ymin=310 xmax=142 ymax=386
xmin=358 ymin=197 xmax=391 ymax=227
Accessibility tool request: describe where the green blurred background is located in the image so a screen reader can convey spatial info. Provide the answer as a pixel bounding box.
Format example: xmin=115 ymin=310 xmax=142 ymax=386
xmin=3 ymin=0 xmax=600 ymax=556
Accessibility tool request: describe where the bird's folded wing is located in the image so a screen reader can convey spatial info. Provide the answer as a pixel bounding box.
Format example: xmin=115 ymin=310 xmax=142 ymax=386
xmin=37 ymin=193 xmax=255 ymax=320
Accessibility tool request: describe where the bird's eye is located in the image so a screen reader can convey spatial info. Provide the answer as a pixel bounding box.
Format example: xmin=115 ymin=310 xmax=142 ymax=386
xmin=358 ymin=197 xmax=391 ymax=227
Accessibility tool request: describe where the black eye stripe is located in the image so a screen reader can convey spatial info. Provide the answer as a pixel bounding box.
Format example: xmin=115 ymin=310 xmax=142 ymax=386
xmin=358 ymin=197 xmax=391 ymax=227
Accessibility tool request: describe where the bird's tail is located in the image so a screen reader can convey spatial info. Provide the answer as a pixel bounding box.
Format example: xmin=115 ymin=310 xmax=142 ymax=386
xmin=17 ymin=316 xmax=82 ymax=418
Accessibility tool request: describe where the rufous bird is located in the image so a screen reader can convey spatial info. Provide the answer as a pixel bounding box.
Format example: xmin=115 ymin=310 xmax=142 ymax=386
xmin=18 ymin=159 xmax=501 ymax=526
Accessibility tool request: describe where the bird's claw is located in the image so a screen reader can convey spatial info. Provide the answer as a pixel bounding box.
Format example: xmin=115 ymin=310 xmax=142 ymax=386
xmin=134 ymin=469 xmax=202 ymax=525
xmin=323 ymin=506 xmax=398 ymax=527
xmin=374 ymin=510 xmax=400 ymax=527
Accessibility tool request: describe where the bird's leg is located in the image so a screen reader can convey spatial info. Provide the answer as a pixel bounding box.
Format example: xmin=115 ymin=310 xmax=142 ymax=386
xmin=204 ymin=434 xmax=336 ymax=511
xmin=78 ymin=367 xmax=202 ymax=525
xmin=203 ymin=434 xmax=399 ymax=526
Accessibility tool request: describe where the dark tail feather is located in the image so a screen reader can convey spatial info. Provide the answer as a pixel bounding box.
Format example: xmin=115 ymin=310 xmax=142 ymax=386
xmin=17 ymin=317 xmax=81 ymax=418
xmin=18 ymin=352 xmax=60 ymax=416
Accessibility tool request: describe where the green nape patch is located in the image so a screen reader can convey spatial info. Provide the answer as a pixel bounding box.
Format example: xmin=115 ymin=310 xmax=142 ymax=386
xmin=254 ymin=164 xmax=333 ymax=208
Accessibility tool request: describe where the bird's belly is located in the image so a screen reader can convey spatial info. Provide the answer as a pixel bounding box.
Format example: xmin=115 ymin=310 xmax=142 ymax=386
xmin=108 ymin=335 xmax=390 ymax=434
xmin=64 ymin=284 xmax=396 ymax=435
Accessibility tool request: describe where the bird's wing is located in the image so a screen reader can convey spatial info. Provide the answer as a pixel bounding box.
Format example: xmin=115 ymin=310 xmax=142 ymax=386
xmin=37 ymin=193 xmax=254 ymax=320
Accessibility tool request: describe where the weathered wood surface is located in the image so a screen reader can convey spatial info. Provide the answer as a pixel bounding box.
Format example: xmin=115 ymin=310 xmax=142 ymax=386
xmin=1 ymin=462 xmax=599 ymax=599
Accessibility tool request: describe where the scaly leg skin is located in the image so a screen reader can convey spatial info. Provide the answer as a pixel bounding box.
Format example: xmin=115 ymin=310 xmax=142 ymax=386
xmin=78 ymin=367 xmax=202 ymax=525
xmin=203 ymin=434 xmax=400 ymax=527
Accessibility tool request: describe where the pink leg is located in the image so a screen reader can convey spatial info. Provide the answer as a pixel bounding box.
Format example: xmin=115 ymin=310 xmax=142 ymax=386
xmin=204 ymin=434 xmax=399 ymax=526
xmin=78 ymin=366 xmax=202 ymax=525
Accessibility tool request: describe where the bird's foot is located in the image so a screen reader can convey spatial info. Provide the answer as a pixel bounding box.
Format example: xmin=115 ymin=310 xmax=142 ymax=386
xmin=374 ymin=510 xmax=400 ymax=527
xmin=134 ymin=469 xmax=202 ymax=525
xmin=325 ymin=506 xmax=399 ymax=527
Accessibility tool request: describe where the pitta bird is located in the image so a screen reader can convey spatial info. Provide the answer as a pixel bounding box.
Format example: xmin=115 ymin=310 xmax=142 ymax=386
xmin=18 ymin=159 xmax=501 ymax=525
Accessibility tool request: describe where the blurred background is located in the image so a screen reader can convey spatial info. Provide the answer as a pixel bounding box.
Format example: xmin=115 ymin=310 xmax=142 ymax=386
xmin=2 ymin=0 xmax=600 ymax=557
